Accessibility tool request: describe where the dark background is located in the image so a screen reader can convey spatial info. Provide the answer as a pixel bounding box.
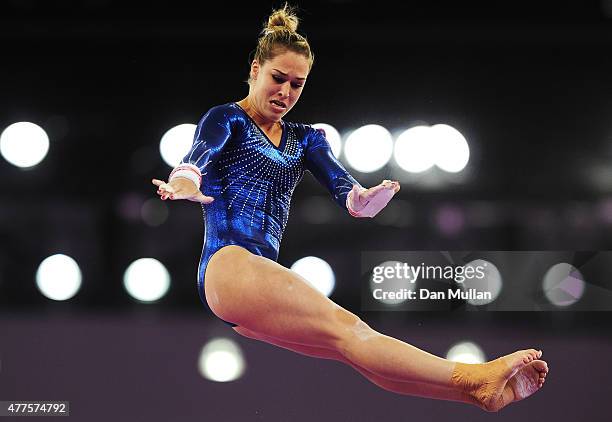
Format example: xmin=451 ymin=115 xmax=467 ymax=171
xmin=1 ymin=0 xmax=611 ymax=420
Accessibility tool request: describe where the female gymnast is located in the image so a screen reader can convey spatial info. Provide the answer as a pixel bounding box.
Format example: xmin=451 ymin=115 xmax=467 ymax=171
xmin=152 ymin=5 xmax=548 ymax=412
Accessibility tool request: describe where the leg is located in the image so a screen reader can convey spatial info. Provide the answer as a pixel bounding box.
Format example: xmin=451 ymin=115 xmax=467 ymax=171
xmin=206 ymin=246 xmax=458 ymax=385
xmin=205 ymin=246 xmax=548 ymax=411
xmin=234 ymin=326 xmax=480 ymax=406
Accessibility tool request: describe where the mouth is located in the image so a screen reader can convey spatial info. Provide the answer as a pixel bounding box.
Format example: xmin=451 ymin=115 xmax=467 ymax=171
xmin=269 ymin=100 xmax=287 ymax=112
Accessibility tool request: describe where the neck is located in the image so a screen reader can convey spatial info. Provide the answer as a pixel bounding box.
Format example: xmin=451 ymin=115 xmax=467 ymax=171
xmin=237 ymin=96 xmax=280 ymax=132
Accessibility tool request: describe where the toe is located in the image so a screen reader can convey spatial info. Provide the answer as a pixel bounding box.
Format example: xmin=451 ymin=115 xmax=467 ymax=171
xmin=523 ymin=349 xmax=536 ymax=361
xmin=532 ymin=360 xmax=548 ymax=373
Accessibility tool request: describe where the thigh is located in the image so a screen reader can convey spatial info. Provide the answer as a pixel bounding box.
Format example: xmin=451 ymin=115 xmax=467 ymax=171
xmin=204 ymin=245 xmax=363 ymax=349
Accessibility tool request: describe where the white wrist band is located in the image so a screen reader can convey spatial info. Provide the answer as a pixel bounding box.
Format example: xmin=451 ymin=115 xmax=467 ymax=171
xmin=169 ymin=163 xmax=202 ymax=188
xmin=346 ymin=186 xmax=367 ymax=218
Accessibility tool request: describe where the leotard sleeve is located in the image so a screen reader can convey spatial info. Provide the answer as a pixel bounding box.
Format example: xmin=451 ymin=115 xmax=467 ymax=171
xmin=304 ymin=127 xmax=361 ymax=211
xmin=170 ymin=106 xmax=234 ymax=186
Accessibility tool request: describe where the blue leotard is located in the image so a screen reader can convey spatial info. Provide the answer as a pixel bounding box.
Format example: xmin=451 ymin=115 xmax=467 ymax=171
xmin=179 ymin=103 xmax=360 ymax=323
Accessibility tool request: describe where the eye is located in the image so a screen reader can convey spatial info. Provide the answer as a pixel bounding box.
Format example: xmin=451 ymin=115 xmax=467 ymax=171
xmin=272 ymin=75 xmax=303 ymax=89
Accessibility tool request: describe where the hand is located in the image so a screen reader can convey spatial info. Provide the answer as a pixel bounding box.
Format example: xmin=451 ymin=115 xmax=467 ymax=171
xmin=347 ymin=179 xmax=400 ymax=218
xmin=151 ymin=177 xmax=214 ymax=204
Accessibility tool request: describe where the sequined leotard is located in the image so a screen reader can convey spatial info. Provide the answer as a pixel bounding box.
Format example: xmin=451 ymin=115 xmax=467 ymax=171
xmin=179 ymin=102 xmax=359 ymax=310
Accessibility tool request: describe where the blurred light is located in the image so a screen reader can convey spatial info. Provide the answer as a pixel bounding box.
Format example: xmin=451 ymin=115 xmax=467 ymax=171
xmin=312 ymin=123 xmax=342 ymax=158
xmin=290 ymin=256 xmax=336 ymax=297
xmin=344 ymin=125 xmax=393 ymax=173
xmin=461 ymin=259 xmax=503 ymax=306
xmin=123 ymin=258 xmax=170 ymax=302
xmin=0 ymin=122 xmax=49 ymax=168
xmin=370 ymin=261 xmax=417 ymax=306
xmin=542 ymin=263 xmax=585 ymax=307
xmin=116 ymin=193 xmax=144 ymax=222
xmin=435 ymin=205 xmax=465 ymax=236
xmin=141 ymin=198 xmax=169 ymax=227
xmin=394 ymin=126 xmax=435 ymax=173
xmin=446 ymin=341 xmax=486 ymax=364
xmin=430 ymin=124 xmax=470 ymax=173
xmin=588 ymin=165 xmax=612 ymax=192
xmin=36 ymin=254 xmax=82 ymax=301
xmin=198 ymin=338 xmax=246 ymax=382
xmin=159 ymin=123 xmax=197 ymax=167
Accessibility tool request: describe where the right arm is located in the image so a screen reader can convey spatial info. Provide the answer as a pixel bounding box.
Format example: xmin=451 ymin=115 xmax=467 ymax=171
xmin=152 ymin=106 xmax=233 ymax=203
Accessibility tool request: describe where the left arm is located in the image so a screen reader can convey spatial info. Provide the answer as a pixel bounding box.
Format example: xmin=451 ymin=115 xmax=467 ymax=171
xmin=304 ymin=127 xmax=360 ymax=210
xmin=304 ymin=127 xmax=400 ymax=218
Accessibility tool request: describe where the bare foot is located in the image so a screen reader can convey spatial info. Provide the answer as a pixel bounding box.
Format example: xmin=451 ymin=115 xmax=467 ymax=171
xmin=451 ymin=348 xmax=548 ymax=412
xmin=505 ymin=359 xmax=548 ymax=402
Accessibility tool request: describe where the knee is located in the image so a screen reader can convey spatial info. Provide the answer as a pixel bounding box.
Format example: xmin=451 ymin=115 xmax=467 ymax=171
xmin=333 ymin=306 xmax=360 ymax=327
xmin=332 ymin=308 xmax=377 ymax=350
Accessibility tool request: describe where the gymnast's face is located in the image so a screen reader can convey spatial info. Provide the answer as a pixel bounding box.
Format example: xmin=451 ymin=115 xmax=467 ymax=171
xmin=249 ymin=50 xmax=309 ymax=123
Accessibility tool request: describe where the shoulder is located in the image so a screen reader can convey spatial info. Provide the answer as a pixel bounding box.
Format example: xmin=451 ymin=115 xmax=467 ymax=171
xmin=198 ymin=103 xmax=244 ymax=126
xmin=284 ymin=121 xmax=326 ymax=144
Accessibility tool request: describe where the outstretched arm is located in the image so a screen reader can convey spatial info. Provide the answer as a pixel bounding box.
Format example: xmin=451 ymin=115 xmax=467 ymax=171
xmin=305 ymin=127 xmax=400 ymax=217
xmin=152 ymin=106 xmax=233 ymax=203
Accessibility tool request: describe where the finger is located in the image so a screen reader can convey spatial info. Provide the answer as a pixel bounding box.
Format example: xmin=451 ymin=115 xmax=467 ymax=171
xmin=393 ymin=181 xmax=401 ymax=193
xmin=190 ymin=192 xmax=215 ymax=204
xmin=361 ymin=184 xmax=387 ymax=201
xmin=159 ymin=183 xmax=175 ymax=194
xmin=157 ymin=188 xmax=170 ymax=199
xmin=152 ymin=179 xmax=166 ymax=187
xmin=349 ymin=185 xmax=363 ymax=210
xmin=160 ymin=187 xmax=176 ymax=200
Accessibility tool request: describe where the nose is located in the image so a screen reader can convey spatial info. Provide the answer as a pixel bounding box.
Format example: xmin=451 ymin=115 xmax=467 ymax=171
xmin=278 ymin=81 xmax=290 ymax=98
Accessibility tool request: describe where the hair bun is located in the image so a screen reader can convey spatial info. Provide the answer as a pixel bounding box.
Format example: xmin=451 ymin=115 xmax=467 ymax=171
xmin=251 ymin=2 xmax=314 ymax=76
xmin=266 ymin=4 xmax=299 ymax=32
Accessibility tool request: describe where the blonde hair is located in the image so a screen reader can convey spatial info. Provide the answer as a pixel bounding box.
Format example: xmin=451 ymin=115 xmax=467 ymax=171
xmin=249 ymin=3 xmax=314 ymax=83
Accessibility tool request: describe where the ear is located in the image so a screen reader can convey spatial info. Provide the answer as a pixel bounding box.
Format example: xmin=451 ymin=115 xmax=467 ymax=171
xmin=250 ymin=60 xmax=260 ymax=81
